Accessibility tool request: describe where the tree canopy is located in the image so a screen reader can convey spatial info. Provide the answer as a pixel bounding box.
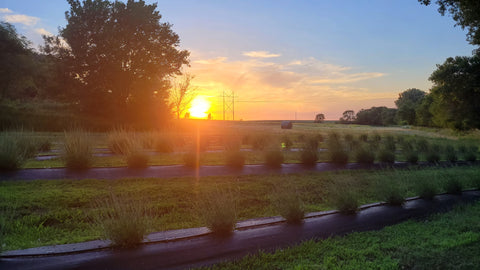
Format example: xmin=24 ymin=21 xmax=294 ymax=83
xmin=355 ymin=107 xmax=397 ymax=126
xmin=428 ymin=53 xmax=480 ymax=130
xmin=44 ymin=0 xmax=189 ymax=128
xmin=395 ymin=88 xmax=426 ymax=125
xmin=419 ymin=0 xmax=480 ymax=46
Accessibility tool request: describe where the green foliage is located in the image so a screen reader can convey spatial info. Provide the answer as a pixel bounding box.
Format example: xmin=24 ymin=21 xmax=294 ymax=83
xmin=198 ymin=189 xmax=237 ymax=236
xmin=94 ymin=193 xmax=149 ymax=248
xmin=264 ymin=149 xmax=284 ymax=168
xmin=376 ymin=179 xmax=405 ymax=206
xmin=354 ymin=145 xmax=375 ymax=164
xmin=404 ymin=151 xmax=419 ymax=164
xmin=378 ymin=148 xmax=395 ymax=163
xmin=0 ymin=132 xmax=27 ymax=170
xmin=125 ymin=149 xmax=150 ymax=169
xmin=44 ymin=0 xmax=189 ymax=128
xmin=271 ymin=186 xmax=305 ymax=224
xmin=62 ymin=130 xmax=93 ymax=170
xmin=395 ymin=88 xmax=426 ymax=125
xmin=444 ymin=178 xmax=463 ymax=195
xmin=426 ymin=151 xmax=441 ymax=163
xmin=183 ymin=151 xmax=200 ymax=168
xmin=300 ymin=150 xmax=318 ymax=166
xmin=445 ymin=145 xmax=458 ymax=163
xmin=225 ymin=151 xmax=245 ymax=169
xmin=416 ymin=180 xmax=437 ymax=200
xmin=332 ymin=190 xmax=359 ymax=214
xmin=355 ymin=106 xmax=397 ymax=126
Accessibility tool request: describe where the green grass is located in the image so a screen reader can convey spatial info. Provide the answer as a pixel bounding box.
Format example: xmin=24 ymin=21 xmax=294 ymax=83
xmin=201 ymin=201 xmax=480 ymax=269
xmin=1 ymin=166 xmax=480 ymax=251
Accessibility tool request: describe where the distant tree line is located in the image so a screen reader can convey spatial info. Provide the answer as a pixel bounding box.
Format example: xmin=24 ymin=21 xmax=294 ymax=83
xmin=336 ymin=1 xmax=480 ymax=130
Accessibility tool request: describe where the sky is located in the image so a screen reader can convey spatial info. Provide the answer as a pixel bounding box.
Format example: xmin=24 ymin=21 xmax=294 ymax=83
xmin=0 ymin=0 xmax=476 ymax=120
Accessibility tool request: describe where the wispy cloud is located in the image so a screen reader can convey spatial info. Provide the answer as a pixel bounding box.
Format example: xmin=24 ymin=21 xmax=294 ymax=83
xmin=3 ymin=14 xmax=40 ymax=26
xmin=34 ymin=28 xmax=53 ymax=36
xmin=0 ymin=8 xmax=13 ymax=13
xmin=187 ymin=52 xmax=390 ymax=120
xmin=243 ymin=51 xmax=281 ymax=58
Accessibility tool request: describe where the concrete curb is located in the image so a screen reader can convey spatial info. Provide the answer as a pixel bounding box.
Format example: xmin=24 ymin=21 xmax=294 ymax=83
xmin=3 ymin=190 xmax=478 ymax=258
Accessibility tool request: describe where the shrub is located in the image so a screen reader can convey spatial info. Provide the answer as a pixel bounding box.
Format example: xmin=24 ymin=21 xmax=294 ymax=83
xmin=154 ymin=133 xmax=175 ymax=153
xmin=62 ymin=130 xmax=93 ymax=170
xmin=223 ymin=134 xmax=242 ymax=152
xmin=225 ymin=151 xmax=245 ymax=169
xmin=264 ymin=149 xmax=284 ymax=168
xmin=249 ymin=133 xmax=270 ymax=150
xmin=416 ymin=138 xmax=430 ymax=153
xmin=376 ymin=180 xmax=405 ymax=206
xmin=444 ymin=178 xmax=463 ymax=195
xmin=416 ymin=180 xmax=437 ymax=200
xmin=108 ymin=129 xmax=134 ymax=155
xmin=372 ymin=133 xmax=382 ymax=142
xmin=426 ymin=151 xmax=440 ymax=163
xmin=378 ymin=148 xmax=395 ymax=164
xmin=359 ymin=133 xmax=368 ymax=142
xmin=354 ymin=146 xmax=375 ymax=164
xmin=272 ymin=186 xmax=305 ymax=224
xmin=198 ymin=189 xmax=237 ymax=236
xmin=329 ymin=149 xmax=349 ymax=164
xmin=125 ymin=148 xmax=150 ymax=169
xmin=404 ymin=151 xmax=419 ymax=164
xmin=332 ymin=190 xmax=358 ymax=215
xmin=183 ymin=151 xmax=200 ymax=168
xmin=0 ymin=133 xmax=26 ymax=171
xmin=445 ymin=145 xmax=458 ymax=163
xmin=95 ymin=193 xmax=149 ymax=248
xmin=300 ymin=149 xmax=318 ymax=166
xmin=384 ymin=135 xmax=396 ymax=152
xmin=464 ymin=151 xmax=477 ymax=162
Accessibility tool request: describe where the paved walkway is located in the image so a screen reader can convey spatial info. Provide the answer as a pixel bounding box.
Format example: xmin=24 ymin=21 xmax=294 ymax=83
xmin=1 ymin=161 xmax=475 ymax=181
xmin=1 ymin=190 xmax=479 ymax=269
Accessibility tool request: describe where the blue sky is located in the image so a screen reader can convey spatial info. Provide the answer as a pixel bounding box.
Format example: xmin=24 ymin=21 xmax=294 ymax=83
xmin=0 ymin=0 xmax=475 ymax=120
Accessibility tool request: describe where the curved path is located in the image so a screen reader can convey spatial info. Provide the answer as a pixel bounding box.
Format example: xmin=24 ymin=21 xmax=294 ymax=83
xmin=1 ymin=161 xmax=476 ymax=181
xmin=1 ymin=191 xmax=479 ymax=270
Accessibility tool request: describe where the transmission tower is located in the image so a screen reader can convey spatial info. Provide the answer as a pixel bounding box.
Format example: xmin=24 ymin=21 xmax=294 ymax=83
xmin=221 ymin=90 xmax=235 ymax=120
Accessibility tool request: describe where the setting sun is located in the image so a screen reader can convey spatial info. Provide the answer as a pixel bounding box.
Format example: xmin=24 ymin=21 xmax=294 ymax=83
xmin=188 ymin=96 xmax=211 ymax=118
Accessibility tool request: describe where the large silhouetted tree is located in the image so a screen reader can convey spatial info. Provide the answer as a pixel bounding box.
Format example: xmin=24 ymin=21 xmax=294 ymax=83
xmin=428 ymin=53 xmax=480 ymax=130
xmin=419 ymin=0 xmax=480 ymax=46
xmin=356 ymin=107 xmax=397 ymax=126
xmin=339 ymin=110 xmax=355 ymax=123
xmin=395 ymin=88 xmax=426 ymax=125
xmin=44 ymin=0 xmax=189 ymax=128
xmin=169 ymin=73 xmax=197 ymax=120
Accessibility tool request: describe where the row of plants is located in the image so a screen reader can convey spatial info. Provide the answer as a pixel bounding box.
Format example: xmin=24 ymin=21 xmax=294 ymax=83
xmin=2 ymin=130 xmax=479 ymax=171
xmin=1 ymin=167 xmax=479 ymax=250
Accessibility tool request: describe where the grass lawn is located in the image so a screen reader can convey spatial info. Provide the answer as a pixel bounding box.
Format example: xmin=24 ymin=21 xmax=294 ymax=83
xmin=1 ymin=166 xmax=479 ymax=251
xmin=202 ymin=200 xmax=480 ymax=269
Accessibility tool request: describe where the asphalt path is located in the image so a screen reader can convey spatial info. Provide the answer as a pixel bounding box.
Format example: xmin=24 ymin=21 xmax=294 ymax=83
xmin=1 ymin=161 xmax=473 ymax=181
xmin=2 ymin=191 xmax=479 ymax=270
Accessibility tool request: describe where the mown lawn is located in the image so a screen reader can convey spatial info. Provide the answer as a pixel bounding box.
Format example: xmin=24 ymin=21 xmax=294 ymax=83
xmin=202 ymin=201 xmax=480 ymax=269
xmin=1 ymin=166 xmax=479 ymax=251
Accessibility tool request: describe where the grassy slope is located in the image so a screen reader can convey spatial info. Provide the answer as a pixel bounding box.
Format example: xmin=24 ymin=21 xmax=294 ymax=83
xmin=203 ymin=201 xmax=480 ymax=270
xmin=1 ymin=166 xmax=480 ymax=251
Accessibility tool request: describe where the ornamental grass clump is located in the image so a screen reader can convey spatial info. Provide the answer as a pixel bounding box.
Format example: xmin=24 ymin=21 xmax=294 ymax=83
xmin=272 ymin=186 xmax=305 ymax=224
xmin=416 ymin=179 xmax=437 ymax=200
xmin=444 ymin=177 xmax=463 ymax=195
xmin=198 ymin=189 xmax=237 ymax=236
xmin=225 ymin=150 xmax=245 ymax=169
xmin=445 ymin=145 xmax=458 ymax=163
xmin=354 ymin=145 xmax=375 ymax=164
xmin=154 ymin=133 xmax=175 ymax=153
xmin=332 ymin=190 xmax=359 ymax=215
xmin=378 ymin=148 xmax=395 ymax=164
xmin=108 ymin=129 xmax=135 ymax=155
xmin=95 ymin=193 xmax=149 ymax=248
xmin=183 ymin=150 xmax=200 ymax=168
xmin=264 ymin=148 xmax=284 ymax=168
xmin=125 ymin=147 xmax=150 ymax=169
xmin=376 ymin=179 xmax=405 ymax=206
xmin=404 ymin=151 xmax=419 ymax=164
xmin=62 ymin=130 xmax=93 ymax=170
xmin=0 ymin=132 xmax=27 ymax=171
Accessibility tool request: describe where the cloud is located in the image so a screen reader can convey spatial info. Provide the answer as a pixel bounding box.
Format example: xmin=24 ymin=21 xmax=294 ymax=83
xmin=0 ymin=8 xmax=13 ymax=13
xmin=34 ymin=28 xmax=53 ymax=36
xmin=3 ymin=14 xmax=40 ymax=26
xmin=187 ymin=52 xmax=391 ymax=120
xmin=243 ymin=51 xmax=281 ymax=58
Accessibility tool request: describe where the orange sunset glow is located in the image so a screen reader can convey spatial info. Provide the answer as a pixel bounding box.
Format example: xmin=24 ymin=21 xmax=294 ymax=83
xmin=188 ymin=95 xmax=211 ymax=119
